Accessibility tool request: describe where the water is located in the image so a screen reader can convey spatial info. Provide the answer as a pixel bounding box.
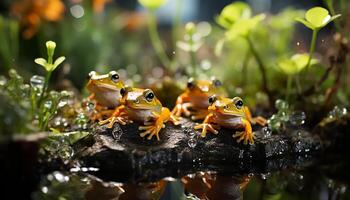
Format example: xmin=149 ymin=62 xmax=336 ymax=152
xmin=30 ymin=75 xmax=45 ymax=89
xmin=29 ymin=161 xmax=350 ymax=200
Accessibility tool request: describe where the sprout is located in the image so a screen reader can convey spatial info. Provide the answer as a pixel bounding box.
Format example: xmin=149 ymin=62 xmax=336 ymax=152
xmin=138 ymin=0 xmax=167 ymax=10
xmin=296 ymin=7 xmax=341 ymax=30
xmin=35 ymin=41 xmax=65 ymax=72
xmin=225 ymin=14 xmax=265 ymax=40
xmin=295 ymin=7 xmax=340 ymax=71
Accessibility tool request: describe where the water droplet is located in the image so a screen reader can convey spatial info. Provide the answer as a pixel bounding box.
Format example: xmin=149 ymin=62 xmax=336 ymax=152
xmin=328 ymin=106 xmax=347 ymax=119
xmin=188 ymin=138 xmax=197 ymax=148
xmin=296 ymin=42 xmax=300 ymax=46
xmin=262 ymin=127 xmax=272 ymax=137
xmin=172 ymin=51 xmax=176 ymax=55
xmin=239 ymin=150 xmax=244 ymax=159
xmin=280 ymin=111 xmax=289 ymax=121
xmin=41 ymin=186 xmax=48 ymax=194
xmin=58 ymin=99 xmax=68 ymax=108
xmin=0 ymin=76 xmax=7 ymax=86
xmin=87 ymin=102 xmax=95 ymax=112
xmin=260 ymin=173 xmax=269 ymax=180
xmin=275 ymin=99 xmax=289 ymax=110
xmin=44 ymin=101 xmax=52 ymax=109
xmin=30 ymin=75 xmax=45 ymax=89
xmin=290 ymin=111 xmax=306 ymax=126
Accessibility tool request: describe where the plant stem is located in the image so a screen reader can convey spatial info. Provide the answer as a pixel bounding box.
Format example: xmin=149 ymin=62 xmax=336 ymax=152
xmin=190 ymin=49 xmax=197 ymax=78
xmin=246 ymin=36 xmax=272 ymax=103
xmin=38 ymin=70 xmax=52 ymax=108
xmin=147 ymin=10 xmax=171 ymax=68
xmin=285 ymin=75 xmax=292 ymax=102
xmin=305 ymin=29 xmax=318 ymax=69
xmin=324 ymin=0 xmax=341 ymax=31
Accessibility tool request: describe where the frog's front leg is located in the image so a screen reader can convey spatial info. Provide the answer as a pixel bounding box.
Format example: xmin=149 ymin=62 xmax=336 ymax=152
xmin=243 ymin=106 xmax=267 ymax=126
xmin=172 ymin=94 xmax=192 ymax=117
xmin=232 ymin=118 xmax=254 ymax=145
xmin=194 ymin=114 xmax=219 ymax=137
xmin=99 ymin=105 xmax=131 ymax=128
xmin=139 ymin=108 xmax=171 ymax=140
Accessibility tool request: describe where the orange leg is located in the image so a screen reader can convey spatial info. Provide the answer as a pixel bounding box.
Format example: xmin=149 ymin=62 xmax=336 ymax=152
xmin=194 ymin=114 xmax=219 ymax=137
xmin=171 ymin=94 xmax=193 ymax=117
xmin=139 ymin=108 xmax=171 ymax=140
xmin=232 ymin=118 xmax=255 ymax=145
xmin=99 ymin=105 xmax=130 ymax=128
xmin=243 ymin=106 xmax=267 ymax=126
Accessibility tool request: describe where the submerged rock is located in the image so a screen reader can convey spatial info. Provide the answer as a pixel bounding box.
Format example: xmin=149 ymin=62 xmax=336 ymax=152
xmin=74 ymin=119 xmax=322 ymax=182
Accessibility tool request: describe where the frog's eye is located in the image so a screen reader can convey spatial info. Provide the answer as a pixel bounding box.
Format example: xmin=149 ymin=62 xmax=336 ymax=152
xmin=144 ymin=89 xmax=155 ymax=102
xmin=233 ymin=97 xmax=244 ymax=109
xmin=109 ymin=71 xmax=119 ymax=82
xmin=212 ymin=79 xmax=222 ymax=87
xmin=208 ymin=95 xmax=217 ymax=105
xmin=120 ymin=87 xmax=127 ymax=97
xmin=187 ymin=78 xmax=195 ymax=89
xmin=88 ymin=71 xmax=96 ymax=79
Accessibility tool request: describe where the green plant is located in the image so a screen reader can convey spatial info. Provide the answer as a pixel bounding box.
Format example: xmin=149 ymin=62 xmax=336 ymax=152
xmin=296 ymin=7 xmax=340 ymax=69
xmin=216 ymin=2 xmax=272 ymax=103
xmin=277 ymin=54 xmax=318 ymax=101
xmin=138 ymin=0 xmax=171 ymax=69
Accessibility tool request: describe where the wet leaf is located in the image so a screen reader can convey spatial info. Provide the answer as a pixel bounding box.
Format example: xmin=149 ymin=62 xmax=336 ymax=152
xmin=225 ymin=14 xmax=265 ymax=40
xmin=278 ymin=53 xmax=318 ymax=75
xmin=296 ymin=7 xmax=341 ymax=30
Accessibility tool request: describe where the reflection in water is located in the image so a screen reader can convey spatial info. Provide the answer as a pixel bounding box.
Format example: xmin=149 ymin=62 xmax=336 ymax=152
xmin=181 ymin=172 xmax=250 ymax=200
xmin=86 ymin=180 xmax=167 ymax=200
xmin=32 ymin=167 xmax=350 ymax=200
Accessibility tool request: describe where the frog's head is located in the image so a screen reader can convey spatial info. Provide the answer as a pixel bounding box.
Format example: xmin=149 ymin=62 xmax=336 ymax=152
xmin=186 ymin=77 xmax=223 ymax=96
xmin=87 ymin=71 xmax=124 ymax=92
xmin=120 ymin=87 xmax=162 ymax=110
xmin=208 ymin=95 xmax=245 ymax=116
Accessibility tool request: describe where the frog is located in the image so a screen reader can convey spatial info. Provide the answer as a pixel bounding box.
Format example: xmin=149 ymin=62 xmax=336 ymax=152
xmin=194 ymin=95 xmax=267 ymax=145
xmin=172 ymin=77 xmax=227 ymax=120
xmin=99 ymin=87 xmax=179 ymax=140
xmin=86 ymin=70 xmax=124 ymax=121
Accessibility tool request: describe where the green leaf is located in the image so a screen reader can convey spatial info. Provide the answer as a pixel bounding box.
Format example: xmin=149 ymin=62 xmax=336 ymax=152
xmin=53 ymin=56 xmax=66 ymax=70
xmin=296 ymin=7 xmax=341 ymax=30
xmin=34 ymin=58 xmax=48 ymax=68
xmin=305 ymin=7 xmax=330 ymax=28
xmin=278 ymin=53 xmax=318 ymax=75
xmin=216 ymin=2 xmax=251 ymax=29
xmin=225 ymin=14 xmax=265 ymax=40
xmin=295 ymin=18 xmax=315 ymax=30
xmin=138 ymin=0 xmax=167 ymax=10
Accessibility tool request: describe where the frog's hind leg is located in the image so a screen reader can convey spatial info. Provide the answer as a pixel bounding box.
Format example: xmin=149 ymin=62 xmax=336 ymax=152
xmin=232 ymin=118 xmax=254 ymax=145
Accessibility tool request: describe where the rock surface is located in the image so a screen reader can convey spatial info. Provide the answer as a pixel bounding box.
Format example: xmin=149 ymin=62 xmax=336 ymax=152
xmin=74 ymin=119 xmax=323 ymax=182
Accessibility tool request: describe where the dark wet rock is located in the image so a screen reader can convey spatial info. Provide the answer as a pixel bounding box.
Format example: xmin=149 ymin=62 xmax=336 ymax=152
xmin=73 ymin=119 xmax=322 ymax=182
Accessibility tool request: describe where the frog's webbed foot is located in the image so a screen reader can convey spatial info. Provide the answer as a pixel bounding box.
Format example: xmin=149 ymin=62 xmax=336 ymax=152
xmin=99 ymin=115 xmax=130 ymax=128
xmin=232 ymin=118 xmax=254 ymax=145
xmin=250 ymin=116 xmax=267 ymax=126
xmin=191 ymin=109 xmax=209 ymax=121
xmin=194 ymin=123 xmax=219 ymax=138
xmin=170 ymin=114 xmax=181 ymax=125
xmin=172 ymin=103 xmax=192 ymax=117
xmin=233 ymin=130 xmax=255 ymax=145
xmin=90 ymin=109 xmax=114 ymax=121
xmin=139 ymin=112 xmax=165 ymax=141
xmin=99 ymin=106 xmax=131 ymax=128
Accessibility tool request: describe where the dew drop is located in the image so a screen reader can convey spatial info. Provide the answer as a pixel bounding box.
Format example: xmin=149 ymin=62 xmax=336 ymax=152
xmin=290 ymin=111 xmax=306 ymax=126
xmin=188 ymin=138 xmax=197 ymax=148
xmin=262 ymin=127 xmax=272 ymax=138
xmin=30 ymin=75 xmax=45 ymax=89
